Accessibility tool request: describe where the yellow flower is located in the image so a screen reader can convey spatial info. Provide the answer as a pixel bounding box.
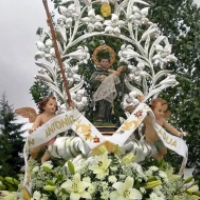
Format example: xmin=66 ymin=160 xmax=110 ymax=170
xmin=100 ymin=3 xmax=111 ymax=17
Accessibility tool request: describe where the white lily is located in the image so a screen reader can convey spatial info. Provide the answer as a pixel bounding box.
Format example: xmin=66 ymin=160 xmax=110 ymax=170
xmin=61 ymin=173 xmax=92 ymax=200
xmin=89 ymin=152 xmax=112 ymax=179
xmin=110 ymin=176 xmax=142 ymax=200
xmin=149 ymin=192 xmax=165 ymax=200
xmin=32 ymin=191 xmax=41 ymax=200
xmin=32 ymin=166 xmax=40 ymax=173
xmin=1 ymin=191 xmax=15 ymax=200
xmin=41 ymin=161 xmax=53 ymax=172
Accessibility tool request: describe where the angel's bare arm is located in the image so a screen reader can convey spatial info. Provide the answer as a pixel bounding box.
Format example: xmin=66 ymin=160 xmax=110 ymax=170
xmin=28 ymin=115 xmax=42 ymax=134
xmin=163 ymin=119 xmax=185 ymax=137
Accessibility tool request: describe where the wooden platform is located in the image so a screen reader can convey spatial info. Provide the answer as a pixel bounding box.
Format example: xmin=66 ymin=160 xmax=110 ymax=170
xmin=95 ymin=125 xmax=118 ymax=135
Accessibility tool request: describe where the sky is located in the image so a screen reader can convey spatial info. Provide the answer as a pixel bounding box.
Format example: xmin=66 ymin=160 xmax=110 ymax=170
xmin=0 ymin=0 xmax=53 ymax=110
xmin=0 ymin=0 xmax=200 ymax=111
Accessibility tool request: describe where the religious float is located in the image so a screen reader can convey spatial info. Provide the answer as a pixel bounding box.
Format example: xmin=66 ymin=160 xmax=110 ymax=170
xmin=0 ymin=0 xmax=200 ymax=199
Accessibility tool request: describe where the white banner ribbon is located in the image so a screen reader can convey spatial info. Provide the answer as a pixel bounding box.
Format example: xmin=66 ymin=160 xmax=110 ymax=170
xmin=27 ymin=110 xmax=77 ymax=149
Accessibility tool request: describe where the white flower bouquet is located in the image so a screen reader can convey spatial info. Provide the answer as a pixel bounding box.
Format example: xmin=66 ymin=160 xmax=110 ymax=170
xmin=1 ymin=152 xmax=199 ymax=200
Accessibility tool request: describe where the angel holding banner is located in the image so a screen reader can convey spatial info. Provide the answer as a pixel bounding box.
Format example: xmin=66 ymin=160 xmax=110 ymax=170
xmin=146 ymin=98 xmax=187 ymax=161
xmin=15 ymin=96 xmax=58 ymax=163
xmin=125 ymin=96 xmax=187 ymax=161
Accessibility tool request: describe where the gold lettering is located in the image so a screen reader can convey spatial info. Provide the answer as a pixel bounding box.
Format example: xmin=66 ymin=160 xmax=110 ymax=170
xmin=166 ymin=136 xmax=173 ymax=144
xmin=60 ymin=118 xmax=69 ymax=126
xmin=171 ymin=140 xmax=177 ymax=147
xmin=54 ymin=121 xmax=62 ymax=129
xmin=28 ymin=139 xmax=34 ymax=146
xmin=70 ymin=116 xmax=74 ymax=124
xmin=46 ymin=126 xmax=55 ymax=137
xmin=45 ymin=115 xmax=75 ymax=138
xmin=163 ymin=132 xmax=166 ymax=140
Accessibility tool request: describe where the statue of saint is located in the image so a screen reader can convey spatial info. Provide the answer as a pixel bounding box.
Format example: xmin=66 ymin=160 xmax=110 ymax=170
xmin=90 ymin=57 xmax=125 ymax=124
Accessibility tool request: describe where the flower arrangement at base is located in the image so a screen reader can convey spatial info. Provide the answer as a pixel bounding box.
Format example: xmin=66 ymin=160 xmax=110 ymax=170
xmin=0 ymin=153 xmax=200 ymax=200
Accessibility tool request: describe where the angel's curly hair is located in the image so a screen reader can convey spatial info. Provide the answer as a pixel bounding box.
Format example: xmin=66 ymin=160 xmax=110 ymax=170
xmin=149 ymin=98 xmax=168 ymax=111
xmin=37 ymin=96 xmax=58 ymax=114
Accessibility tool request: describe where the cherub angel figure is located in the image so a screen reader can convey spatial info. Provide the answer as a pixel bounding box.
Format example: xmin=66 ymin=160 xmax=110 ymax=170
xmin=144 ymin=98 xmax=187 ymax=161
xmin=124 ymin=96 xmax=187 ymax=161
xmin=15 ymin=96 xmax=58 ymax=163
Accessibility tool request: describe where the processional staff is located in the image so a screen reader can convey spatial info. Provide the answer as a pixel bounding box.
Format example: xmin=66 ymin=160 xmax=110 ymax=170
xmin=42 ymin=0 xmax=72 ymax=105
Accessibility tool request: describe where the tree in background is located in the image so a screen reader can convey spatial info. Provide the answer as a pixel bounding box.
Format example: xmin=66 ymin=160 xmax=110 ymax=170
xmin=0 ymin=94 xmax=24 ymax=178
xmin=147 ymin=0 xmax=200 ymax=173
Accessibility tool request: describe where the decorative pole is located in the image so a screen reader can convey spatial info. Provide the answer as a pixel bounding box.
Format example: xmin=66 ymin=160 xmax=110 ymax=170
xmin=42 ymin=0 xmax=72 ymax=105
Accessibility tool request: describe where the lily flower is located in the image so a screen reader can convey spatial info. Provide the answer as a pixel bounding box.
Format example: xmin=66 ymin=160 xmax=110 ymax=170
xmin=118 ymin=44 xmax=140 ymax=63
xmin=67 ymin=46 xmax=90 ymax=64
xmin=61 ymin=173 xmax=92 ymax=200
xmin=32 ymin=191 xmax=41 ymax=200
xmin=110 ymin=176 xmax=142 ymax=200
xmin=41 ymin=161 xmax=53 ymax=172
xmin=81 ymin=9 xmax=104 ymax=32
xmin=104 ymin=14 xmax=125 ymax=35
xmin=128 ymin=6 xmax=149 ymax=27
xmin=89 ymin=152 xmax=112 ymax=179
xmin=58 ymin=4 xmax=78 ymax=19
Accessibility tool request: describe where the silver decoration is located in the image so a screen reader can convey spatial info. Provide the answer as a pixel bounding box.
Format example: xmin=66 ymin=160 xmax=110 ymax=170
xmin=48 ymin=136 xmax=91 ymax=160
xmin=122 ymin=139 xmax=157 ymax=163
xmin=33 ymin=0 xmax=180 ymax=163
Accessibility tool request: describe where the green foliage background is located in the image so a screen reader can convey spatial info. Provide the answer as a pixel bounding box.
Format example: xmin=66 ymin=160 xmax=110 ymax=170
xmin=146 ymin=0 xmax=200 ymax=170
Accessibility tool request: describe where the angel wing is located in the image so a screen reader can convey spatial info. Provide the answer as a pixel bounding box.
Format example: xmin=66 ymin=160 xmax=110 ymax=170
xmin=14 ymin=107 xmax=38 ymax=123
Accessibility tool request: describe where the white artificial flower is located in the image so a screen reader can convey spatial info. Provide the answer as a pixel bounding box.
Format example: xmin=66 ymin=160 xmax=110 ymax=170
xmin=108 ymin=175 xmax=117 ymax=183
xmin=67 ymin=46 xmax=90 ymax=64
xmin=149 ymin=192 xmax=165 ymax=200
xmin=89 ymin=153 xmax=112 ymax=179
xmin=110 ymin=176 xmax=142 ymax=200
xmin=61 ymin=173 xmax=92 ymax=200
xmin=140 ymin=187 xmax=146 ymax=194
xmin=104 ymin=14 xmax=125 ymax=35
xmin=158 ymin=171 xmax=167 ymax=179
xmin=101 ymin=181 xmax=108 ymax=190
xmin=58 ymin=4 xmax=78 ymax=19
xmin=145 ymin=169 xmax=153 ymax=177
xmin=82 ymin=177 xmax=91 ymax=183
xmin=32 ymin=166 xmax=40 ymax=173
xmin=153 ymin=186 xmax=165 ymax=198
xmin=88 ymin=184 xmax=95 ymax=194
xmin=150 ymin=166 xmax=159 ymax=172
xmin=118 ymin=44 xmax=140 ymax=63
xmin=32 ymin=191 xmax=41 ymax=200
xmin=1 ymin=191 xmax=15 ymax=200
xmin=131 ymin=163 xmax=147 ymax=179
xmin=187 ymin=185 xmax=199 ymax=193
xmin=41 ymin=161 xmax=53 ymax=171
xmin=101 ymin=190 xmax=110 ymax=199
xmin=81 ymin=9 xmax=104 ymax=32
xmin=41 ymin=193 xmax=49 ymax=200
